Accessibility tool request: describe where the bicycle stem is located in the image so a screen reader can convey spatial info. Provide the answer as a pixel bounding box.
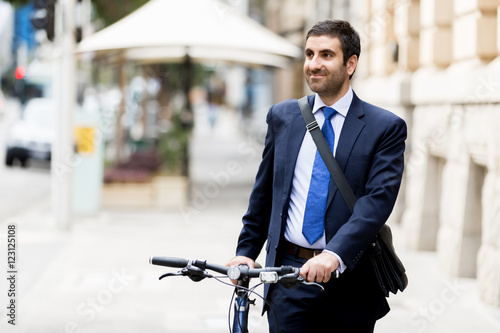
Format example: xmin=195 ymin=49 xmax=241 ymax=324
xmin=233 ymin=276 xmax=251 ymax=333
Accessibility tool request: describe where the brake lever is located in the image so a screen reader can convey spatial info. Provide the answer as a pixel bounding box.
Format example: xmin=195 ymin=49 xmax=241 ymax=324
xmin=301 ymin=280 xmax=325 ymax=292
xmin=279 ymin=273 xmax=325 ymax=292
xmin=158 ymin=265 xmax=212 ymax=282
xmin=159 ymin=272 xmax=185 ymax=280
xmin=278 ymin=272 xmax=304 ymax=289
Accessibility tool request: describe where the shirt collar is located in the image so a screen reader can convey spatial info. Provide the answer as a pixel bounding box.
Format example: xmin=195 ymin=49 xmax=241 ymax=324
xmin=312 ymin=86 xmax=353 ymax=118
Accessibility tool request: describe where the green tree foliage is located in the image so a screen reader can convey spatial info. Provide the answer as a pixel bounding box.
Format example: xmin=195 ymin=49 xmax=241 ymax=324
xmin=90 ymin=0 xmax=149 ymax=26
xmin=5 ymin=0 xmax=30 ymax=7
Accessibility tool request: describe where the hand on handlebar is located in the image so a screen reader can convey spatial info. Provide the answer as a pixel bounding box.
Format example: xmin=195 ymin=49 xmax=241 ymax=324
xmin=226 ymin=256 xmax=255 ymax=268
xmin=300 ymin=252 xmax=340 ymax=283
xmin=226 ymin=256 xmax=255 ymax=285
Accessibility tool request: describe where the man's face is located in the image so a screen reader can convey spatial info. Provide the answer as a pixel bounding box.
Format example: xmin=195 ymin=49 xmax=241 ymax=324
xmin=303 ymin=35 xmax=356 ymax=101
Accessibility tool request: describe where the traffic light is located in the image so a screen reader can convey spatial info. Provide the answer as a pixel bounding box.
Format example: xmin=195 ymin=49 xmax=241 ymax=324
xmin=15 ymin=66 xmax=26 ymax=80
xmin=31 ymin=0 xmax=56 ymax=42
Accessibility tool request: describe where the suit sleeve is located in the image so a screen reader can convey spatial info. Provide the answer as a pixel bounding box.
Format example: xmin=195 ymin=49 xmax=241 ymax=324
xmin=326 ymin=116 xmax=407 ymax=270
xmin=235 ymin=106 xmax=276 ymax=260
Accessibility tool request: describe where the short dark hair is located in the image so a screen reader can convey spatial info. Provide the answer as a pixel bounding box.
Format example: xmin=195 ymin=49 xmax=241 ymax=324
xmin=306 ymin=20 xmax=361 ymax=65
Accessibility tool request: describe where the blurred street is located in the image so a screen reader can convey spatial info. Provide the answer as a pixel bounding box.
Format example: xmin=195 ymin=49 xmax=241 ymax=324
xmin=0 ymin=97 xmax=51 ymax=222
xmin=1 ymin=0 xmax=500 ymax=332
xmin=0 ymin=108 xmax=499 ymax=333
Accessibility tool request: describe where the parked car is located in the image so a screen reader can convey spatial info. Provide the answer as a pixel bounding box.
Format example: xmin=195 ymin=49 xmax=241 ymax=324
xmin=5 ymin=98 xmax=55 ymax=167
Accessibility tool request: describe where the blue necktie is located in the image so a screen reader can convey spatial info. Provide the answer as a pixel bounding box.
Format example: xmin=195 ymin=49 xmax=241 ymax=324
xmin=302 ymin=107 xmax=336 ymax=245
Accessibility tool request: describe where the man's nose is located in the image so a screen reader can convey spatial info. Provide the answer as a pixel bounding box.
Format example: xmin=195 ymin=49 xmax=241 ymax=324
xmin=308 ymin=55 xmax=322 ymax=71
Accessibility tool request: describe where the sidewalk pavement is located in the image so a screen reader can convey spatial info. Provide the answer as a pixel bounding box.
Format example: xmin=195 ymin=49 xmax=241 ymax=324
xmin=1 ymin=108 xmax=500 ymax=333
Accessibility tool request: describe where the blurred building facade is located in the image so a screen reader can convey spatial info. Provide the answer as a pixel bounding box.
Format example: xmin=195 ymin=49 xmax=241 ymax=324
xmin=265 ymin=0 xmax=500 ymax=307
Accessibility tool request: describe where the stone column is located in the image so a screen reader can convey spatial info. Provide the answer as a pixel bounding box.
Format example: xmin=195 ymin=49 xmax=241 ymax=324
xmin=402 ymin=105 xmax=449 ymax=251
xmin=477 ymin=106 xmax=500 ymax=306
xmin=436 ymin=104 xmax=491 ymax=279
xmin=435 ymin=111 xmax=472 ymax=276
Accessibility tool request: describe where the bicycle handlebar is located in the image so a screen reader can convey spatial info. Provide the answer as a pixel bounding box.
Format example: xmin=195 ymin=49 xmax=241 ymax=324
xmin=150 ymin=256 xmax=190 ymax=268
xmin=150 ymin=256 xmax=340 ymax=332
xmin=150 ymin=256 xmax=230 ymax=275
xmin=149 ymin=256 xmax=338 ymax=290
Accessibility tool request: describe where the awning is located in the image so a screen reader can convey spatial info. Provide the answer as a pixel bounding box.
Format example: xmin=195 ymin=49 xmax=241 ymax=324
xmin=77 ymin=0 xmax=302 ymax=68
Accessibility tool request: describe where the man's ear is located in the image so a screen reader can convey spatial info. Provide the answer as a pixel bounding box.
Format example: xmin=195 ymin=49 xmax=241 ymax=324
xmin=346 ymin=55 xmax=358 ymax=76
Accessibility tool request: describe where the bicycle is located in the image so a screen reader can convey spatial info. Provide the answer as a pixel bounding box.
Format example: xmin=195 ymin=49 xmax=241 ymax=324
xmin=149 ymin=256 xmax=340 ymax=333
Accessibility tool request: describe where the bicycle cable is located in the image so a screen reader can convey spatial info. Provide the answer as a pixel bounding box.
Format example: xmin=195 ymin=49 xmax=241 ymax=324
xmin=212 ymin=273 xmax=282 ymax=332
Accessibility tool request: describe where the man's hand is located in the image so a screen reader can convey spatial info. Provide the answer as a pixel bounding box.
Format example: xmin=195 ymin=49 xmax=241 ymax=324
xmin=300 ymin=252 xmax=339 ymax=283
xmin=226 ymin=256 xmax=255 ymax=285
xmin=226 ymin=255 xmax=255 ymax=268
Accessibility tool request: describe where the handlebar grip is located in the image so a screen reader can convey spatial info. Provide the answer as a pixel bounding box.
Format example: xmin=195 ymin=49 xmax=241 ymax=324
xmin=150 ymin=256 xmax=189 ymax=268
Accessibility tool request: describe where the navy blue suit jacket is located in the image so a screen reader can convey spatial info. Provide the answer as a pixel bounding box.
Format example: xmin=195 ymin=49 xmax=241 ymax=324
xmin=235 ymin=92 xmax=406 ymax=314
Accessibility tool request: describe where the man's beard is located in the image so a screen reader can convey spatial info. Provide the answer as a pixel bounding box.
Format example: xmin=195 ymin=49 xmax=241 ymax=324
xmin=305 ymin=67 xmax=347 ymax=99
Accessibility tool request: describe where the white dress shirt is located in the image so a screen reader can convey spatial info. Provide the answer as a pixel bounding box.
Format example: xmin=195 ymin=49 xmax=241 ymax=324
xmin=284 ymin=87 xmax=353 ymax=272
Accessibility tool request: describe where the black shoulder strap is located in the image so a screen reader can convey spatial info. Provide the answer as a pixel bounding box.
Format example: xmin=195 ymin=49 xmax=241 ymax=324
xmin=298 ymin=96 xmax=357 ymax=213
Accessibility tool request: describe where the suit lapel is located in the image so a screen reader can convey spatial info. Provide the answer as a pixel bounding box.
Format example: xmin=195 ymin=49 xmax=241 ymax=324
xmin=281 ymin=96 xmax=311 ymax=206
xmin=326 ymin=93 xmax=366 ymax=205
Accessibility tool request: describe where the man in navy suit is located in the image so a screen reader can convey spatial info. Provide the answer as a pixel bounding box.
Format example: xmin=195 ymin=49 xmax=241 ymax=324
xmin=227 ymin=20 xmax=407 ymax=332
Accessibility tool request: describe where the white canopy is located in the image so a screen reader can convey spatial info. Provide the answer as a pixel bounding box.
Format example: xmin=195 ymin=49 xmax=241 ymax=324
xmin=77 ymin=0 xmax=302 ymax=67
